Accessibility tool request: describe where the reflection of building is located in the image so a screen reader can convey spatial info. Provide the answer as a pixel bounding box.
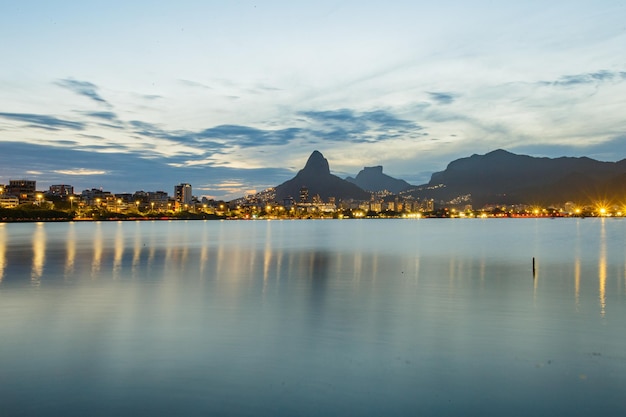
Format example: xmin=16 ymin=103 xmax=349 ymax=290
xmin=175 ymin=183 xmax=192 ymax=205
xmin=49 ymin=184 xmax=74 ymax=196
xmin=7 ymin=180 xmax=36 ymax=203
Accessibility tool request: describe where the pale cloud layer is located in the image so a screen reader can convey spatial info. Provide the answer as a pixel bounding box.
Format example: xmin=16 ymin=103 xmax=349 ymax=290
xmin=1 ymin=1 xmax=625 ymax=199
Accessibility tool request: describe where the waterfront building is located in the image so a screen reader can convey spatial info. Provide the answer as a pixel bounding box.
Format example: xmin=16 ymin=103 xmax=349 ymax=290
xmin=48 ymin=184 xmax=74 ymax=196
xmin=175 ymin=183 xmax=192 ymax=205
xmin=147 ymin=191 xmax=170 ymax=210
xmin=81 ymin=188 xmax=113 ymax=207
xmin=0 ymin=195 xmax=19 ymax=208
xmin=7 ymin=180 xmax=36 ymax=203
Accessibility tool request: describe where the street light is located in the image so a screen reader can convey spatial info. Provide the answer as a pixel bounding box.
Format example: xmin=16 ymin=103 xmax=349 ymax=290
xmin=36 ymin=194 xmax=43 ymax=206
xmin=69 ymin=196 xmax=74 ymax=210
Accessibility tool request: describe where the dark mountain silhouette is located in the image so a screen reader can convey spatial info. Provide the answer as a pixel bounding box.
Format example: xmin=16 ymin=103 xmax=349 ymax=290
xmin=346 ymin=166 xmax=412 ymax=193
xmin=405 ymin=149 xmax=626 ymax=207
xmin=274 ymin=151 xmax=371 ymax=202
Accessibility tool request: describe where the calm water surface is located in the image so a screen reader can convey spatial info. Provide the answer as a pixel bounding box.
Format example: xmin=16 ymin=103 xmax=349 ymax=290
xmin=1 ymin=219 xmax=625 ymax=416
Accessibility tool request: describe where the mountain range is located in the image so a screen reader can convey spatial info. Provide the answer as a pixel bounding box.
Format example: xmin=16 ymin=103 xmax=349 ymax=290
xmin=405 ymin=149 xmax=626 ymax=207
xmin=346 ymin=166 xmax=412 ymax=194
xmin=271 ymin=149 xmax=626 ymax=207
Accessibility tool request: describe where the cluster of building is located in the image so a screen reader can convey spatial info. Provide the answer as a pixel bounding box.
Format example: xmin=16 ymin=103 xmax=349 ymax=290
xmin=233 ymin=186 xmax=435 ymax=218
xmin=0 ymin=180 xmax=225 ymax=214
xmin=1 ymin=179 xmax=621 ymax=219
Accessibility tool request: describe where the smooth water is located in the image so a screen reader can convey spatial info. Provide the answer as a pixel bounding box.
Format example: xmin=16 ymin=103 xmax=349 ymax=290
xmin=1 ymin=219 xmax=625 ymax=416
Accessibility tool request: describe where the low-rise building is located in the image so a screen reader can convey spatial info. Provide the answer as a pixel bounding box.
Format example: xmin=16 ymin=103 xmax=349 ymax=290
xmin=7 ymin=180 xmax=36 ymax=203
xmin=0 ymin=195 xmax=19 ymax=208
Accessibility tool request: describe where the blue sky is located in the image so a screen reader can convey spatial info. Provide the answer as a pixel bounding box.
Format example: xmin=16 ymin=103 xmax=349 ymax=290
xmin=1 ymin=1 xmax=625 ymax=199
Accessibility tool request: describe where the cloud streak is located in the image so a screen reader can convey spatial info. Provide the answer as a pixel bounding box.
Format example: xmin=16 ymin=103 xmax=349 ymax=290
xmin=299 ymin=109 xmax=425 ymax=143
xmin=427 ymin=92 xmax=458 ymax=105
xmin=544 ymin=70 xmax=626 ymax=87
xmin=0 ymin=112 xmax=85 ymax=130
xmin=197 ymin=125 xmax=302 ymax=147
xmin=56 ymin=78 xmax=111 ymax=107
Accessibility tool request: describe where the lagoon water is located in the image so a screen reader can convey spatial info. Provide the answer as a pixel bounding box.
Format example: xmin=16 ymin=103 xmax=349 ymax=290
xmin=1 ymin=218 xmax=625 ymax=416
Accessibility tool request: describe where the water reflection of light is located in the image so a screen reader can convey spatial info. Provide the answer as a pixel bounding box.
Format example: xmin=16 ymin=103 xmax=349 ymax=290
xmin=0 ymin=224 xmax=6 ymax=282
xmin=31 ymin=223 xmax=46 ymax=286
xmin=599 ymin=218 xmax=607 ymax=318
xmin=263 ymin=243 xmax=272 ymax=292
xmin=199 ymin=228 xmax=210 ymax=276
xmin=479 ymin=258 xmax=485 ymax=283
xmin=132 ymin=221 xmax=143 ymax=273
xmin=91 ymin=222 xmax=103 ymax=278
xmin=353 ymin=252 xmax=363 ymax=282
xmin=263 ymin=222 xmax=272 ymax=289
xmin=65 ymin=222 xmax=76 ymax=278
xmin=113 ymin=221 xmax=125 ymax=279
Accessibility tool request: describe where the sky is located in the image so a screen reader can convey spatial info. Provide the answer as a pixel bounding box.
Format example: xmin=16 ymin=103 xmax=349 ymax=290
xmin=1 ymin=1 xmax=625 ymax=200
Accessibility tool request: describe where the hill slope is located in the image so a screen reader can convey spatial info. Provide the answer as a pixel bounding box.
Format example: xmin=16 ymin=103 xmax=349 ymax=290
xmin=406 ymin=149 xmax=626 ymax=207
xmin=274 ymin=151 xmax=371 ymax=202
xmin=346 ymin=166 xmax=412 ymax=193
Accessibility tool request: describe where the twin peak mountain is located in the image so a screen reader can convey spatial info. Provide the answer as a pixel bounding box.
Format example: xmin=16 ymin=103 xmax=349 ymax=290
xmin=273 ymin=150 xmax=626 ymax=206
xmin=274 ymin=150 xmax=421 ymax=202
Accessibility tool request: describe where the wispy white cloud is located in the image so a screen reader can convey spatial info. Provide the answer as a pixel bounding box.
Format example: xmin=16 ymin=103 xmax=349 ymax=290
xmin=54 ymin=168 xmax=108 ymax=176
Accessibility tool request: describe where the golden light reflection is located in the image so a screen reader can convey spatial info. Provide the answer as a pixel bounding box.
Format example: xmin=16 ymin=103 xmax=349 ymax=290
xmin=413 ymin=257 xmax=420 ymax=287
xmin=199 ymin=236 xmax=210 ymax=276
xmin=132 ymin=221 xmax=143 ymax=273
xmin=215 ymin=241 xmax=225 ymax=282
xmin=599 ymin=218 xmax=607 ymax=317
xmin=0 ymin=224 xmax=6 ymax=282
xmin=479 ymin=258 xmax=486 ymax=283
xmin=353 ymin=252 xmax=363 ymax=282
xmin=31 ymin=223 xmax=46 ymax=286
xmin=448 ymin=257 xmax=456 ymax=284
xmin=263 ymin=222 xmax=273 ymax=288
xmin=113 ymin=222 xmax=125 ymax=279
xmin=65 ymin=222 xmax=76 ymax=278
xmin=91 ymin=222 xmax=103 ymax=278
xmin=263 ymin=244 xmax=272 ymax=291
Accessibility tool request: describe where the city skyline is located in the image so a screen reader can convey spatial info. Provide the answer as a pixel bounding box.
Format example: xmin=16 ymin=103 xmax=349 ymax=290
xmin=1 ymin=1 xmax=625 ymax=200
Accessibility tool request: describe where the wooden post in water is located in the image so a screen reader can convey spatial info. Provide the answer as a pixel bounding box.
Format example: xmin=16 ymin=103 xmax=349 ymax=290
xmin=532 ymin=257 xmax=536 ymax=278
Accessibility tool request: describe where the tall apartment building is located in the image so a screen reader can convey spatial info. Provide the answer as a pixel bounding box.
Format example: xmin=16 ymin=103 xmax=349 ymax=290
xmin=299 ymin=186 xmax=309 ymax=203
xmin=174 ymin=183 xmax=192 ymax=205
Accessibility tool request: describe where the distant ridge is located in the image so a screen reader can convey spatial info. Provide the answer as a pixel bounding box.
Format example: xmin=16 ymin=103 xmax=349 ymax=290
xmin=274 ymin=151 xmax=371 ymax=202
xmin=406 ymin=149 xmax=626 ymax=207
xmin=346 ymin=166 xmax=412 ymax=193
